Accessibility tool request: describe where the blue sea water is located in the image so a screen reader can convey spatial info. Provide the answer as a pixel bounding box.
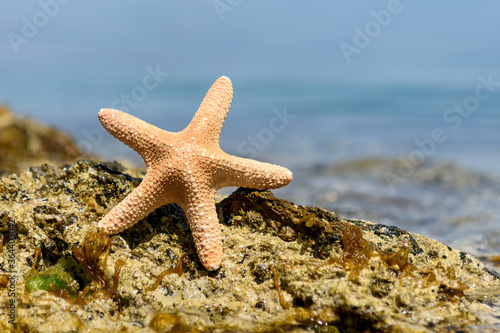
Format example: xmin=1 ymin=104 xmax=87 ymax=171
xmin=1 ymin=1 xmax=500 ymax=266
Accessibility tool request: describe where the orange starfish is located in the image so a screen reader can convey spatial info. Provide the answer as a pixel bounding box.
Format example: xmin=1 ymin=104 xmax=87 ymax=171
xmin=98 ymin=76 xmax=292 ymax=270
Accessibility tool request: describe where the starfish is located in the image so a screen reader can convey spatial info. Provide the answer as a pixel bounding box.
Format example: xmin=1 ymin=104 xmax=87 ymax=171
xmin=98 ymin=76 xmax=292 ymax=270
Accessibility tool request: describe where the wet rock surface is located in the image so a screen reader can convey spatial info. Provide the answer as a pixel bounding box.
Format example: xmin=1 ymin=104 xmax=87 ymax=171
xmin=0 ymin=160 xmax=499 ymax=332
xmin=0 ymin=105 xmax=82 ymax=175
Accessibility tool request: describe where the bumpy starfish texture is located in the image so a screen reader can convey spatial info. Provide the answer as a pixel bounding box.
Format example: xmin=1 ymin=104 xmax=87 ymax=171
xmin=98 ymin=76 xmax=292 ymax=270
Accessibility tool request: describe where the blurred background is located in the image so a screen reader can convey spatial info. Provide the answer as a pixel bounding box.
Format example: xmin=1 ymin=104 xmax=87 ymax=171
xmin=1 ymin=1 xmax=500 ymax=261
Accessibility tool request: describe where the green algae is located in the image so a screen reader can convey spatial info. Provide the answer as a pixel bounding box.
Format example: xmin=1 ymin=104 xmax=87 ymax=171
xmin=23 ymin=251 xmax=80 ymax=300
xmin=25 ymin=274 xmax=76 ymax=299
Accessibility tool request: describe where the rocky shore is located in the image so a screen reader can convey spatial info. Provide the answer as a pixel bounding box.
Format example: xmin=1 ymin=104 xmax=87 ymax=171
xmin=0 ymin=160 xmax=498 ymax=332
xmin=0 ymin=107 xmax=499 ymax=332
xmin=0 ymin=105 xmax=82 ymax=175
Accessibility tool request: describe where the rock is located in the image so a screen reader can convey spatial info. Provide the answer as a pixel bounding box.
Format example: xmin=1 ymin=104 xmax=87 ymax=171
xmin=0 ymin=105 xmax=83 ymax=175
xmin=0 ymin=160 xmax=499 ymax=332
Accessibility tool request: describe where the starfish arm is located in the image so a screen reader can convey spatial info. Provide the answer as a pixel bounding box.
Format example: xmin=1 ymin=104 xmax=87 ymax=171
xmin=96 ymin=77 xmax=294 ymax=271
xmin=183 ymin=76 xmax=233 ymax=146
xmin=180 ymin=186 xmax=223 ymax=271
xmin=99 ymin=108 xmax=173 ymax=165
xmin=98 ymin=171 xmax=174 ymax=235
xmin=212 ymin=153 xmax=293 ymax=190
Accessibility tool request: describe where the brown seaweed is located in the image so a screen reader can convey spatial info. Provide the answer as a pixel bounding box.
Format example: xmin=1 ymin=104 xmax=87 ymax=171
xmin=73 ymin=230 xmax=125 ymax=308
xmin=145 ymin=260 xmax=183 ymax=292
